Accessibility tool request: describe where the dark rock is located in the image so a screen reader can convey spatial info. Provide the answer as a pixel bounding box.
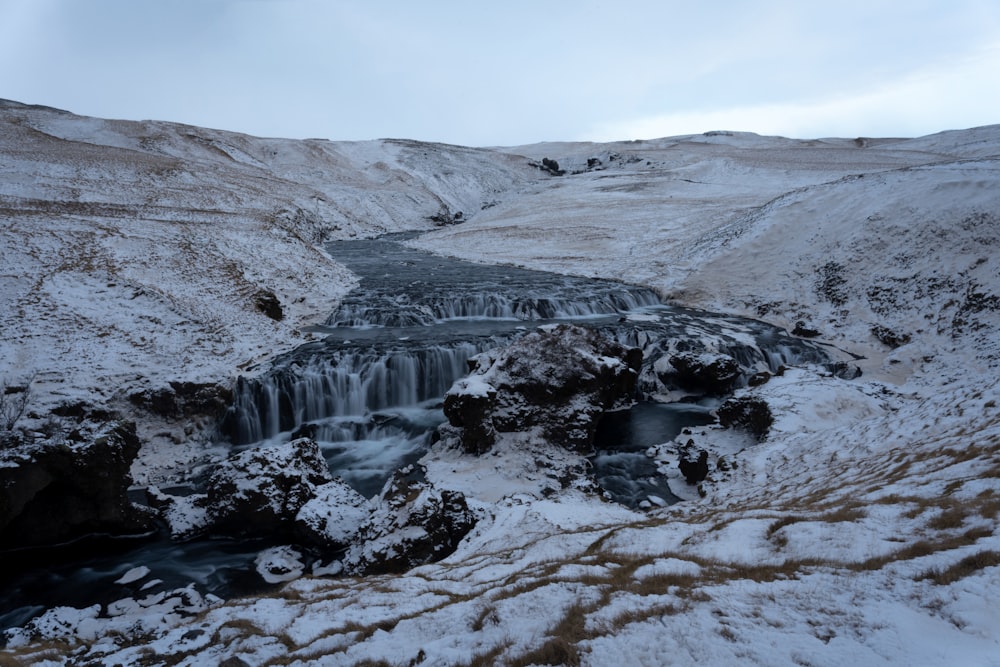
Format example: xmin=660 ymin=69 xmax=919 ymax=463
xmin=717 ymin=395 xmax=773 ymax=441
xmin=428 ymin=205 xmax=463 ymax=226
xmin=442 ymin=324 xmax=641 ymax=453
xmin=667 ymin=352 xmax=741 ymax=394
xmin=827 ymin=362 xmax=863 ymax=380
xmin=678 ymin=449 xmax=709 ymax=484
xmin=129 ymin=381 xmax=233 ymax=420
xmin=792 ymin=321 xmax=821 ymax=338
xmin=205 ymin=437 xmax=333 ymax=537
xmin=50 ymin=401 xmax=119 ymax=423
xmin=871 ymin=324 xmax=911 ymax=348
xmin=747 ymin=371 xmax=772 ymax=387
xmin=540 ymin=157 xmax=564 ymax=175
xmin=253 ymin=289 xmax=284 ymax=321
xmin=290 ymin=422 xmax=318 ymax=441
xmin=343 ymin=466 xmax=477 ymax=575
xmin=443 ymin=378 xmax=497 ymax=454
xmin=0 ymin=422 xmax=155 ymax=549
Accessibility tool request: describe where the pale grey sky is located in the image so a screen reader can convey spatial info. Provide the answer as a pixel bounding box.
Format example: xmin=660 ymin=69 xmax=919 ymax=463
xmin=1 ymin=0 xmax=998 ymax=145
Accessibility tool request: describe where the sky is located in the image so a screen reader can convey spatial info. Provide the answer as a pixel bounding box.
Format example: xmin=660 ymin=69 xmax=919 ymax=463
xmin=1 ymin=0 xmax=998 ymax=146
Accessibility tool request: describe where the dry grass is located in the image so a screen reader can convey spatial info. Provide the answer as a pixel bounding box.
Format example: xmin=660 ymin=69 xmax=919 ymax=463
xmin=10 ymin=428 xmax=998 ymax=667
xmin=927 ymin=504 xmax=971 ymax=530
xmin=0 ymin=642 xmax=74 ymax=667
xmin=506 ymin=637 xmax=580 ymax=667
xmin=920 ymin=550 xmax=1000 ymax=585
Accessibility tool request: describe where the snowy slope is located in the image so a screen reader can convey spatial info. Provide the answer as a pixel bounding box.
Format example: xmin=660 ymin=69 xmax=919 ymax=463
xmin=0 ymin=100 xmax=541 ymax=479
xmin=3 ymin=103 xmax=1000 ymax=665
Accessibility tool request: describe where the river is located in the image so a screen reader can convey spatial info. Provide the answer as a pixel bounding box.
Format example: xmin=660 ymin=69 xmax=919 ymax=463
xmin=0 ymin=233 xmax=827 ymax=632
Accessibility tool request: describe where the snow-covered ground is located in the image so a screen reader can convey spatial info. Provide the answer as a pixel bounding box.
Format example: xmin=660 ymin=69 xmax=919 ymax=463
xmin=3 ymin=100 xmax=1000 ymax=665
xmin=0 ymin=99 xmax=536 ymax=480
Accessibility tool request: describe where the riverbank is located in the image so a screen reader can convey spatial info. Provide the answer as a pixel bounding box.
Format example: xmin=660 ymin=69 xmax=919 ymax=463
xmin=2 ymin=100 xmax=999 ymax=665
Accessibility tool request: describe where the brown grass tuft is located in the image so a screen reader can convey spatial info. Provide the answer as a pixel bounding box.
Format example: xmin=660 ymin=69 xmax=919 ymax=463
xmin=920 ymin=550 xmax=1000 ymax=585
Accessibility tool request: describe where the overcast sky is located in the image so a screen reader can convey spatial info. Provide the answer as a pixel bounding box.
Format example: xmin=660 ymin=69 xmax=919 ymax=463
xmin=1 ymin=0 xmax=998 ymax=146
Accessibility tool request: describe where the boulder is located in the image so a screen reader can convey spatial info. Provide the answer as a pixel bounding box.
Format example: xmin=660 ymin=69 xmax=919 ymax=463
xmin=442 ymin=324 xmax=641 ymax=454
xmin=667 ymin=352 xmax=741 ymax=394
xmin=253 ymin=289 xmax=284 ymax=321
xmin=342 ymin=466 xmax=477 ymax=575
xmin=295 ymin=479 xmax=370 ymax=549
xmin=205 ymin=437 xmax=334 ymax=537
xmin=827 ymin=361 xmax=863 ymax=380
xmin=871 ymin=324 xmax=912 ymax=348
xmin=0 ymin=422 xmax=155 ymax=549
xmin=442 ymin=376 xmax=497 ymax=454
xmin=255 ymin=545 xmax=306 ymax=584
xmin=716 ymin=395 xmax=773 ymax=441
xmin=678 ymin=448 xmax=710 ymax=484
xmin=792 ymin=321 xmax=821 ymax=338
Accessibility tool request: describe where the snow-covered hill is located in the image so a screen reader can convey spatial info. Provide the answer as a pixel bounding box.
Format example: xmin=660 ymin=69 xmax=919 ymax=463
xmin=2 ymin=101 xmax=1000 ymax=665
xmin=0 ymin=99 xmax=538 ymax=477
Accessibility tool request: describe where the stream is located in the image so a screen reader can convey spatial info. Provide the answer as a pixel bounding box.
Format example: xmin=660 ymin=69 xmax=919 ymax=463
xmin=1 ymin=233 xmax=828 ymax=632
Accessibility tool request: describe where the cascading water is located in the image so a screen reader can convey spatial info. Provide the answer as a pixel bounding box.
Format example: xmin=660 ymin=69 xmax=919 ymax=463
xmin=2 ymin=232 xmax=834 ymax=632
xmin=223 ymin=341 xmax=486 ymax=444
xmin=219 ymin=233 xmax=683 ymax=495
xmin=222 ymin=232 xmax=832 ymax=497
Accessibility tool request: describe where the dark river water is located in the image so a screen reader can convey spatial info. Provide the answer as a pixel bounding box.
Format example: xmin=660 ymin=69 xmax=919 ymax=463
xmin=1 ymin=233 xmax=827 ymax=633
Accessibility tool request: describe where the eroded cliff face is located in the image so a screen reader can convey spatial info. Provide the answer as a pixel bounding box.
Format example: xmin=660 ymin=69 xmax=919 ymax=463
xmin=0 ymin=421 xmax=154 ymax=549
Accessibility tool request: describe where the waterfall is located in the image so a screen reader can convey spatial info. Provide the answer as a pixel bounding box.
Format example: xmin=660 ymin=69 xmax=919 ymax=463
xmin=222 ymin=341 xmax=489 ymax=445
xmin=326 ymin=286 xmax=663 ymax=327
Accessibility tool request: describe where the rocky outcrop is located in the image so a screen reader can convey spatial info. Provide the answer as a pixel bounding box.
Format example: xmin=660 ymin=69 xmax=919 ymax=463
xmin=871 ymin=324 xmax=912 ymax=348
xmin=150 ymin=441 xmax=473 ymax=575
xmin=342 ymin=465 xmax=477 ymax=575
xmin=295 ymin=480 xmax=370 ymax=549
xmin=666 ymin=352 xmax=741 ymax=394
xmin=0 ymin=422 xmax=155 ymax=549
xmin=150 ymin=437 xmax=343 ymax=541
xmin=253 ymin=289 xmax=284 ymax=321
xmin=208 ymin=437 xmax=335 ymax=538
xmin=442 ymin=376 xmax=498 ymax=454
xmin=442 ymin=324 xmax=642 ymax=454
xmin=717 ymin=395 xmax=774 ymax=441
xmin=791 ymin=321 xmax=822 ymax=338
xmin=128 ymin=381 xmax=233 ymax=421
xmin=678 ymin=447 xmax=710 ymax=484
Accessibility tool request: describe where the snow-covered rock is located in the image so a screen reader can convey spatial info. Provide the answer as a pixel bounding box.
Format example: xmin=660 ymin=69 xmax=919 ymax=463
xmin=0 ymin=421 xmax=155 ymax=549
xmin=255 ymin=546 xmax=306 ymax=584
xmin=147 ymin=437 xmax=344 ymax=542
xmin=342 ymin=465 xmax=478 ymax=575
xmin=294 ymin=479 xmax=371 ymax=549
xmin=442 ymin=324 xmax=642 ymax=454
xmin=667 ymin=351 xmax=742 ymax=394
xmin=4 ymin=105 xmax=1000 ymax=667
xmin=205 ymin=437 xmax=334 ymax=538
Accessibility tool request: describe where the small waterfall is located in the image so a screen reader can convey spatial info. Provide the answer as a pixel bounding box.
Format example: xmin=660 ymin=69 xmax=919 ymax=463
xmin=221 ymin=234 xmax=833 ymax=487
xmin=326 ymin=286 xmax=662 ymax=328
xmin=222 ymin=341 xmax=488 ymax=445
